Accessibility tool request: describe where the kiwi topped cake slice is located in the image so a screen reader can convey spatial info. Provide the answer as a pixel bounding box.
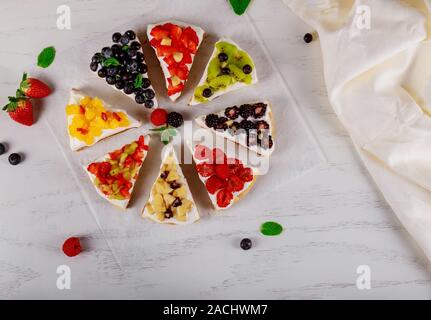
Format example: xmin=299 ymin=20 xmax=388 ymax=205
xmin=190 ymin=39 xmax=257 ymax=105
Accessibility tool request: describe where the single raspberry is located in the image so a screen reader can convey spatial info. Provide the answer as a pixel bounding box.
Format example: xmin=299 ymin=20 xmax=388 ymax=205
xmin=62 ymin=237 xmax=82 ymax=257
xmin=150 ymin=108 xmax=168 ymax=126
xmin=196 ymin=162 xmax=215 ymax=177
xmin=205 ymin=175 xmax=225 ymax=194
xmin=215 ymin=164 xmax=231 ymax=180
xmin=216 ymin=189 xmax=234 ymax=208
xmin=226 ymin=175 xmax=245 ymax=192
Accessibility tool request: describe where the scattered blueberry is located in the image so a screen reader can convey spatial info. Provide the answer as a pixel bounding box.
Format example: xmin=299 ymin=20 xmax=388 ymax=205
xmin=240 ymin=238 xmax=252 ymax=250
xmin=144 ymin=89 xmax=155 ymax=100
xmin=0 ymin=143 xmax=5 ymax=155
xmin=144 ymin=100 xmax=154 ymax=109
xmin=221 ymin=67 xmax=230 ymax=75
xmin=119 ymin=35 xmax=130 ymax=46
xmin=130 ymin=41 xmax=141 ymax=50
xmin=135 ymin=52 xmax=144 ymax=62
xmin=8 ymin=153 xmax=21 ymax=166
xmin=125 ymin=30 xmax=136 ymax=41
xmin=92 ymin=53 xmax=102 ymax=63
xmin=107 ymin=67 xmax=117 ymax=77
xmin=137 ymin=63 xmax=148 ymax=74
xmin=90 ymin=62 xmax=98 ymax=72
xmin=135 ymin=94 xmax=146 ymax=104
xmin=115 ymin=80 xmax=125 ymax=90
xmin=97 ymin=68 xmax=107 ymax=78
xmin=127 ymin=49 xmax=137 ymax=58
xmin=124 ymin=83 xmax=135 ymax=95
xmin=106 ymin=76 xmax=116 ymax=85
xmin=101 ymin=47 xmax=112 ymax=58
xmin=303 ymin=33 xmax=313 ymax=43
xmin=142 ymin=78 xmax=151 ymax=89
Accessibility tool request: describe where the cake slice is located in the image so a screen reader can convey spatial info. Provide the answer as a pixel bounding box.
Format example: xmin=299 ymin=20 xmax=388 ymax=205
xmin=143 ymin=145 xmax=199 ymax=224
xmin=147 ymin=21 xmax=204 ymax=101
xmin=90 ymin=30 xmax=158 ymax=109
xmin=85 ymin=135 xmax=150 ymax=209
xmin=66 ymin=89 xmax=141 ymax=151
xmin=195 ymin=101 xmax=275 ymax=156
xmin=190 ymin=38 xmax=257 ymax=105
xmin=189 ymin=142 xmax=257 ymax=210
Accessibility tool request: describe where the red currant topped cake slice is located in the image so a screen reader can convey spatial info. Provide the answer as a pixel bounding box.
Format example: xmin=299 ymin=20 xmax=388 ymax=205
xmin=90 ymin=30 xmax=158 ymax=109
xmin=142 ymin=145 xmax=199 ymax=225
xmin=85 ymin=135 xmax=150 ymax=210
xmin=195 ymin=102 xmax=275 ymax=156
xmin=147 ymin=21 xmax=204 ymax=101
xmin=190 ymin=143 xmax=257 ymax=210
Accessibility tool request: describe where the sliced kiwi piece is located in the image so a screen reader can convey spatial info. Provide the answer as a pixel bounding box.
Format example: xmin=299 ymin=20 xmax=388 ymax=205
xmin=243 ymin=74 xmax=253 ymax=85
xmin=194 ymin=85 xmax=210 ymax=103
xmin=232 ymin=50 xmax=254 ymax=69
xmin=228 ymin=63 xmax=246 ymax=81
xmin=209 ymin=75 xmax=232 ymax=89
xmin=215 ymin=41 xmax=238 ymax=58
xmin=207 ymin=58 xmax=221 ymax=81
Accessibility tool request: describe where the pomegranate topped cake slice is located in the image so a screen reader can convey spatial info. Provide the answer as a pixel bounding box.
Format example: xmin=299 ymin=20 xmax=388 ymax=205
xmin=147 ymin=21 xmax=204 ymax=101
xmin=85 ymin=135 xmax=150 ymax=209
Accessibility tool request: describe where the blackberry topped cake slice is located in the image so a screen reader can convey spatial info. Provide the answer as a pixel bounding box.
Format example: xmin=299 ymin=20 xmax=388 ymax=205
xmin=142 ymin=145 xmax=199 ymax=225
xmin=147 ymin=21 xmax=204 ymax=101
xmin=195 ymin=102 xmax=275 ymax=156
xmin=90 ymin=30 xmax=158 ymax=109
xmin=85 ymin=135 xmax=150 ymax=210
xmin=190 ymin=38 xmax=257 ymax=105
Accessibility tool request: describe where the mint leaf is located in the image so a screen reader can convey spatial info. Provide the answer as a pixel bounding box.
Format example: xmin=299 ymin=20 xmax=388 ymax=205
xmin=150 ymin=126 xmax=168 ymax=132
xmin=166 ymin=128 xmax=177 ymax=137
xmin=161 ymin=130 xmax=171 ymax=145
xmin=134 ymin=74 xmax=143 ymax=89
xmin=122 ymin=45 xmax=129 ymax=51
xmin=37 ymin=46 xmax=56 ymax=68
xmin=103 ymin=57 xmax=120 ymax=67
xmin=229 ymin=0 xmax=251 ymax=16
xmin=260 ymin=221 xmax=283 ymax=236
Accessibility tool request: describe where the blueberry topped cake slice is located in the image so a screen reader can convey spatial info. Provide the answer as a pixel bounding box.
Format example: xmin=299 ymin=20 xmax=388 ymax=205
xmin=142 ymin=145 xmax=199 ymax=224
xmin=66 ymin=89 xmax=141 ymax=151
xmin=90 ymin=30 xmax=158 ymax=109
xmin=190 ymin=38 xmax=257 ymax=105
xmin=195 ymin=102 xmax=275 ymax=156
xmin=85 ymin=135 xmax=150 ymax=210
xmin=147 ymin=21 xmax=204 ymax=101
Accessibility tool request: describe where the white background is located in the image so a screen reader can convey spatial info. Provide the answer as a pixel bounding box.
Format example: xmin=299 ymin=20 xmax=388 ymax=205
xmin=0 ymin=0 xmax=430 ymax=299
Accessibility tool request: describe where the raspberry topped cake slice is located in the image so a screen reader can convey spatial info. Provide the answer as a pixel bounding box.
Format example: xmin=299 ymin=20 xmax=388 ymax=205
xmin=90 ymin=30 xmax=158 ymax=109
xmin=142 ymin=145 xmax=199 ymax=224
xmin=190 ymin=143 xmax=257 ymax=210
xmin=85 ymin=135 xmax=150 ymax=209
xmin=66 ymin=89 xmax=141 ymax=151
xmin=195 ymin=101 xmax=275 ymax=156
xmin=190 ymin=39 xmax=257 ymax=105
xmin=147 ymin=21 xmax=204 ymax=101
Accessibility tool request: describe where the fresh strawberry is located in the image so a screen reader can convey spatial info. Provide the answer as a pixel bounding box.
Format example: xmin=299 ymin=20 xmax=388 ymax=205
xmin=167 ymin=79 xmax=184 ymax=96
xmin=195 ymin=145 xmax=212 ymax=161
xmin=196 ymin=162 xmax=215 ymax=177
xmin=163 ymin=23 xmax=183 ymax=41
xmin=168 ymin=63 xmax=189 ymax=80
xmin=19 ymin=72 xmax=51 ymax=99
xmin=205 ymin=175 xmax=225 ymax=194
xmin=150 ymin=108 xmax=168 ymax=126
xmin=180 ymin=27 xmax=199 ymax=53
xmin=226 ymin=175 xmax=245 ymax=192
xmin=216 ymin=189 xmax=234 ymax=208
xmin=62 ymin=237 xmax=82 ymax=257
xmin=150 ymin=25 xmax=170 ymax=40
xmin=215 ymin=164 xmax=231 ymax=179
xmin=3 ymin=96 xmax=33 ymax=126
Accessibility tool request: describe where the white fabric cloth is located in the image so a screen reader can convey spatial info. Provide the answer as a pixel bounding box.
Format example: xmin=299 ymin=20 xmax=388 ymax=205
xmin=284 ymin=0 xmax=431 ymax=261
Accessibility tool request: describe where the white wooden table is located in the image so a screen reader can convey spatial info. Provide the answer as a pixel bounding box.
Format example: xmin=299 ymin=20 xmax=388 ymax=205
xmin=0 ymin=0 xmax=430 ymax=299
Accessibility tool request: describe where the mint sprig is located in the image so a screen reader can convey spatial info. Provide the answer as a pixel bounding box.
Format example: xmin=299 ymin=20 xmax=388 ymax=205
xmin=103 ymin=57 xmax=120 ymax=67
xmin=260 ymin=221 xmax=283 ymax=236
xmin=150 ymin=126 xmax=177 ymax=145
xmin=134 ymin=74 xmax=143 ymax=89
xmin=37 ymin=46 xmax=56 ymax=68
xmin=229 ymin=0 xmax=251 ymax=16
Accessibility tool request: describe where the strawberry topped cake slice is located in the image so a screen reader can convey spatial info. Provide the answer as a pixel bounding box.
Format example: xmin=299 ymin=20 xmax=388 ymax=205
xmin=190 ymin=38 xmax=257 ymax=105
xmin=85 ymin=135 xmax=150 ymax=209
xmin=147 ymin=21 xmax=204 ymax=101
xmin=66 ymin=89 xmax=141 ymax=151
xmin=142 ymin=145 xmax=199 ymax=225
xmin=190 ymin=143 xmax=257 ymax=210
xmin=195 ymin=101 xmax=275 ymax=156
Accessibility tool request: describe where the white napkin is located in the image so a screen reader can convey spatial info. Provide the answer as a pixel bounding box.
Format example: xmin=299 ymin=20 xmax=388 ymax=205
xmin=284 ymin=0 xmax=431 ymax=261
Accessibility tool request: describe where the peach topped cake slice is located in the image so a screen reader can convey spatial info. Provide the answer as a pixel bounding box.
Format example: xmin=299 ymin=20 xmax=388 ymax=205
xmin=190 ymin=39 xmax=257 ymax=105
xmin=195 ymin=101 xmax=275 ymax=156
xmin=85 ymin=135 xmax=150 ymax=209
xmin=143 ymin=145 xmax=199 ymax=224
xmin=147 ymin=21 xmax=204 ymax=101
xmin=65 ymin=89 xmax=141 ymax=151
